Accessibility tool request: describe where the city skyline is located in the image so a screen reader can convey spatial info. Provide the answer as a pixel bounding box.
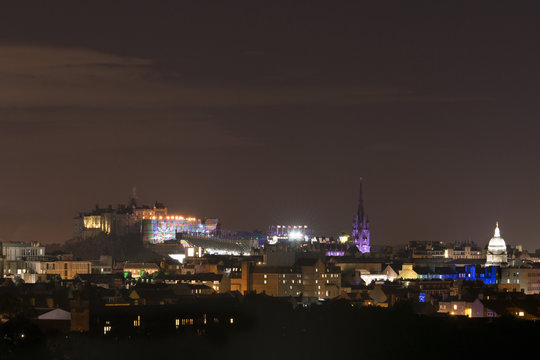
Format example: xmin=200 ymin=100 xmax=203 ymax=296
xmin=2 ymin=2 xmax=540 ymax=250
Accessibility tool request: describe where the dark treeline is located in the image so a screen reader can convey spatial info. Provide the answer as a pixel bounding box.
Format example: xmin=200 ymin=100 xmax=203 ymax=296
xmin=1 ymin=297 xmax=539 ymax=360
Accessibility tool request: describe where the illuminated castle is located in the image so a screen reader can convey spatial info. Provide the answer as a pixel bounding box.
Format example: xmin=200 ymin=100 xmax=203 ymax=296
xmin=351 ymin=179 xmax=370 ymax=253
xmin=74 ymin=198 xmax=218 ymax=243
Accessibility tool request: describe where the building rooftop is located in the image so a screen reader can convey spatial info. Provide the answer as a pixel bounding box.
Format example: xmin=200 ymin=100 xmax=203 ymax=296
xmin=252 ymin=265 xmax=301 ymax=274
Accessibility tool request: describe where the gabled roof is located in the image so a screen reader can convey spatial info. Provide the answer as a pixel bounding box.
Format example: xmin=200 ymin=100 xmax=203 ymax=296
xmin=37 ymin=308 xmax=71 ymax=321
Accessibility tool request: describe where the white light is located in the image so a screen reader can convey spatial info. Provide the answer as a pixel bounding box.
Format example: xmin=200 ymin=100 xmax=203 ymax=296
xmin=289 ymin=231 xmax=303 ymax=240
xmin=268 ymin=236 xmax=279 ymax=245
xmin=169 ymin=254 xmax=185 ymax=263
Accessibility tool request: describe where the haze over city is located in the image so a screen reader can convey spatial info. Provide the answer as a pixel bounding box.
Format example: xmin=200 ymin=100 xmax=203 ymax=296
xmin=2 ymin=2 xmax=540 ymax=249
xmin=3 ymin=3 xmax=540 ymax=360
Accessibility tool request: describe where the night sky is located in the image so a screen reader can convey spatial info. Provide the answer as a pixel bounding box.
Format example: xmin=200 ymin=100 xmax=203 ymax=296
xmin=1 ymin=2 xmax=540 ymax=250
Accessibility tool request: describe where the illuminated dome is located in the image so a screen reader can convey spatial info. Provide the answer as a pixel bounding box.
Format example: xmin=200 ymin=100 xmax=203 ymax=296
xmin=486 ymin=221 xmax=507 ymax=266
xmin=488 ymin=222 xmax=507 ymax=254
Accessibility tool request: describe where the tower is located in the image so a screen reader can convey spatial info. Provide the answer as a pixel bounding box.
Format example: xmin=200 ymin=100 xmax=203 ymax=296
xmin=352 ymin=179 xmax=370 ymax=253
xmin=486 ymin=221 xmax=507 ymax=267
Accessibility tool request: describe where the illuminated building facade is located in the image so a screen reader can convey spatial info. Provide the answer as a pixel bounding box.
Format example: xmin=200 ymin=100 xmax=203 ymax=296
xmin=241 ymin=258 xmax=341 ymax=299
xmin=123 ymin=262 xmax=160 ymax=279
xmin=1 ymin=242 xmax=45 ymax=261
xmin=40 ymin=260 xmax=92 ymax=280
xmin=486 ymin=222 xmax=508 ymax=267
xmin=74 ymin=199 xmax=218 ymax=244
xmin=75 ymin=201 xmax=168 ymax=239
xmin=267 ymin=225 xmax=312 ymax=244
xmin=142 ymin=218 xmax=218 ymax=244
xmin=352 ymin=179 xmax=370 ymax=253
xmin=500 ymin=267 xmax=540 ymax=294
xmin=407 ymin=240 xmax=485 ymax=260
xmin=250 ymin=265 xmax=303 ymax=297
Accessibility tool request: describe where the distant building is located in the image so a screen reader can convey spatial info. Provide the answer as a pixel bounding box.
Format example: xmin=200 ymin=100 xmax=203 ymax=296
xmin=328 ymin=257 xmax=385 ymax=286
xmin=500 ymin=266 xmax=540 ymax=294
xmin=74 ymin=199 xmax=218 ymax=243
xmin=158 ymin=273 xmax=231 ymax=293
xmin=40 ymin=260 xmax=92 ymax=280
xmin=408 ymin=241 xmax=446 ymax=259
xmin=396 ymin=263 xmax=498 ymax=285
xmin=407 ymin=240 xmax=485 ymax=260
xmin=1 ymin=242 xmax=45 ymax=261
xmin=1 ymin=242 xmax=48 ymax=283
xmin=250 ymin=265 xmax=303 ymax=297
xmin=351 ymin=179 xmax=370 ymax=253
xmin=241 ymin=258 xmax=341 ymax=299
xmin=444 ymin=244 xmax=484 ymax=260
xmin=267 ymin=225 xmax=312 ymax=244
xmin=2 ymin=260 xmax=44 ymax=283
xmin=438 ymin=297 xmax=497 ymax=318
xmin=486 ymin=222 xmax=508 ymax=267
xmin=398 ymin=264 xmax=418 ymax=280
xmin=91 ymin=255 xmax=113 ymax=274
xmin=123 ymin=262 xmax=160 ymax=279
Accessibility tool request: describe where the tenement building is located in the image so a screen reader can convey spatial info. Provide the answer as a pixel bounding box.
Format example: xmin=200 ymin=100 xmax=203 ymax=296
xmin=500 ymin=266 xmax=540 ymax=294
xmin=241 ymin=258 xmax=341 ymax=299
xmin=40 ymin=260 xmax=92 ymax=280
xmin=1 ymin=242 xmax=45 ymax=261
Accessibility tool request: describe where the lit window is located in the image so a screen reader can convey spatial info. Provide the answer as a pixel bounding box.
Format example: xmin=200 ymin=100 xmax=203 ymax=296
xmin=230 ymin=318 xmax=234 ymax=324
xmin=453 ymin=305 xmax=457 ymax=310
xmin=264 ymin=274 xmax=267 ymax=278
xmin=519 ymin=312 xmax=524 ymax=317
xmin=264 ymin=280 xmax=267 ymax=284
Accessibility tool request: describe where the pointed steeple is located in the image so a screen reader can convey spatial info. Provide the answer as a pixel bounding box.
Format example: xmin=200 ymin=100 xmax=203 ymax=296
xmin=351 ymin=178 xmax=370 ymax=254
xmin=129 ymin=186 xmax=138 ymax=208
xmin=357 ymin=177 xmax=365 ymax=220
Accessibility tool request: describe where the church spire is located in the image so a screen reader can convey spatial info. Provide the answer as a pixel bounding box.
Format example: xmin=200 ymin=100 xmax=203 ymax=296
xmin=351 ymin=177 xmax=370 ymax=254
xmin=357 ymin=177 xmax=364 ymax=220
